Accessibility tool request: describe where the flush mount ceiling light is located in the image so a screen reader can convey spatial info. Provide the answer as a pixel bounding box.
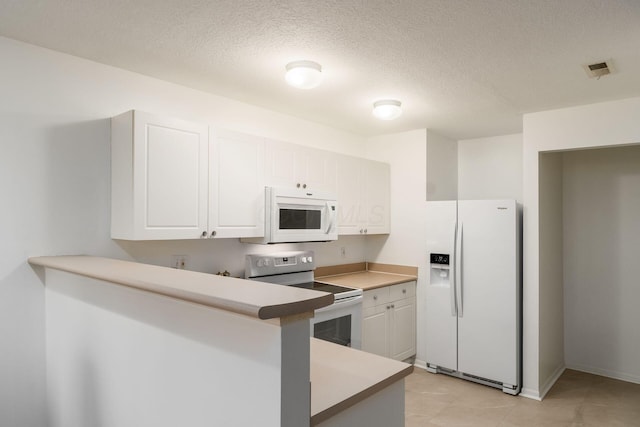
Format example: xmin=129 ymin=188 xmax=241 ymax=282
xmin=285 ymin=60 xmax=323 ymax=89
xmin=372 ymin=99 xmax=402 ymax=120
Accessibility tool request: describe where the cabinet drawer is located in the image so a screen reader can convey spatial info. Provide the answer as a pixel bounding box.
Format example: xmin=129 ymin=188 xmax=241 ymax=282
xmin=363 ymin=287 xmax=391 ymax=308
xmin=389 ymin=281 xmax=416 ymax=301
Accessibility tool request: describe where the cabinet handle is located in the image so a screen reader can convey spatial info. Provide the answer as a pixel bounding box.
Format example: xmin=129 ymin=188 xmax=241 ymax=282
xmin=303 ymin=183 xmax=307 ymax=189
xmin=402 ymin=289 xmax=407 ymax=294
xmin=359 ymin=229 xmax=363 ymax=234
xmin=364 ymin=228 xmax=368 ymax=234
xmin=296 ymin=183 xmax=301 ymax=188
xmin=210 ymin=231 xmax=217 ymax=238
xmin=200 ymin=231 xmax=207 ymax=238
xmin=373 ymin=295 xmax=378 ymax=300
xmin=391 ymin=304 xmax=395 ymax=308
xmin=386 ymin=305 xmax=390 ymax=309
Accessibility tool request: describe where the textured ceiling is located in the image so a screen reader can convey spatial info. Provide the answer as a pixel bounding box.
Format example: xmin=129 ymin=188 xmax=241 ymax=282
xmin=1 ymin=0 xmax=640 ymax=139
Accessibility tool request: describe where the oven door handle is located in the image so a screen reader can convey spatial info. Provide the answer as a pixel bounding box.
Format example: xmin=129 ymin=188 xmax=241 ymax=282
xmin=315 ymin=295 xmax=363 ymax=313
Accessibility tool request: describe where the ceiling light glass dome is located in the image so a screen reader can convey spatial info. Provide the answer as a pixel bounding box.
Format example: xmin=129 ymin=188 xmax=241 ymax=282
xmin=372 ymin=99 xmax=402 ymax=120
xmin=285 ymin=60 xmax=323 ymax=89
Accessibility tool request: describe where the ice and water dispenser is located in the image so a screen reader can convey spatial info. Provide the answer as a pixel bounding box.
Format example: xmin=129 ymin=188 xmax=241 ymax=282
xmin=429 ymin=253 xmax=451 ymax=286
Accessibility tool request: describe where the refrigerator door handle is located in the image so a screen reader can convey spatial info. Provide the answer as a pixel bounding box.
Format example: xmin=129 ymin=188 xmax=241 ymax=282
xmin=450 ymin=220 xmax=457 ymax=316
xmin=456 ymin=222 xmax=463 ymax=317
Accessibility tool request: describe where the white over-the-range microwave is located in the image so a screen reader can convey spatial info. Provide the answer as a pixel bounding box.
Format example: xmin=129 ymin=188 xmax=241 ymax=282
xmin=242 ymin=187 xmax=338 ymax=244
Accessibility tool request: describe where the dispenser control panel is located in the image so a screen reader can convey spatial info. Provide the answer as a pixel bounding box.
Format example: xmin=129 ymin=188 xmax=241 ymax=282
xmin=430 ymin=253 xmax=450 ymax=265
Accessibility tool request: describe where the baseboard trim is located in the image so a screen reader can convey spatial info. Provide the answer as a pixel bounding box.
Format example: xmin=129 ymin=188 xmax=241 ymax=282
xmin=413 ymin=359 xmax=428 ymax=370
xmin=566 ymin=364 xmax=640 ymax=385
xmin=519 ymin=388 xmax=542 ymax=401
xmin=539 ymin=364 xmax=566 ymax=400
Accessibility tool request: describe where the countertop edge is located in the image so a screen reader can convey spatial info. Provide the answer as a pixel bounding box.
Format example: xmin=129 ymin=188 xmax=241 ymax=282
xmin=310 ymin=363 xmax=414 ymax=426
xmin=29 ymin=255 xmax=334 ymax=320
xmin=309 ymin=339 xmax=414 ymax=426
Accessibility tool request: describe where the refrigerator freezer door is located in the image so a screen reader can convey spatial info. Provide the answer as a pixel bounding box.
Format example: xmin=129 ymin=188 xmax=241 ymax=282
xmin=457 ymin=200 xmax=518 ymax=386
xmin=425 ymin=201 xmax=458 ymax=371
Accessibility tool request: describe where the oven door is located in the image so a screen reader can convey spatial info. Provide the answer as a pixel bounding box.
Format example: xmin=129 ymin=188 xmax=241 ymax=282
xmin=311 ymin=295 xmax=362 ymax=349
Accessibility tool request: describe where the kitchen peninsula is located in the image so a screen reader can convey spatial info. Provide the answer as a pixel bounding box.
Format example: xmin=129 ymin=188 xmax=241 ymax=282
xmin=29 ymin=256 xmax=412 ymax=427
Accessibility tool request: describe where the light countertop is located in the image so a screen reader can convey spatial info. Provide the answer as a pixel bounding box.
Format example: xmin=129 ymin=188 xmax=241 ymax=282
xmin=310 ymin=338 xmax=413 ymax=425
xmin=316 ymin=270 xmax=417 ymax=291
xmin=28 ymin=255 xmax=334 ymax=320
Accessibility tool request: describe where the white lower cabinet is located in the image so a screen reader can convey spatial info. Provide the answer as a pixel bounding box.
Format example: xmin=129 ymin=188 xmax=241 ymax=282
xmin=362 ymin=281 xmax=416 ymax=361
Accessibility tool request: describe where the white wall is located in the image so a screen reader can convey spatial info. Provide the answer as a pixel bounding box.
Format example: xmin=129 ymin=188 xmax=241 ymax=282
xmin=365 ymin=129 xmax=429 ymax=362
xmin=458 ymin=134 xmax=523 ymax=202
xmin=45 ymin=269 xmax=306 ymax=427
xmin=0 ymin=36 xmax=367 ymax=426
xmin=538 ymin=152 xmax=565 ymax=395
xmin=563 ymin=146 xmax=640 ymax=383
xmin=426 ymin=130 xmax=457 ymax=201
xmin=523 ymin=96 xmax=640 ymax=399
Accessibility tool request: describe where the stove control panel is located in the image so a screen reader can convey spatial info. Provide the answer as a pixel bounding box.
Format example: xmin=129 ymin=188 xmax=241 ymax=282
xmin=245 ymin=250 xmax=315 ymax=278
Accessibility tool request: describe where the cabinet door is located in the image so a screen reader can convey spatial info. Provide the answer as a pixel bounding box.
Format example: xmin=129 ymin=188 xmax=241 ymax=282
xmin=390 ymin=296 xmax=416 ymax=361
xmin=264 ymin=139 xmax=297 ymax=188
xmin=112 ymin=110 xmax=209 ymax=240
xmin=362 ymin=304 xmax=390 ymax=357
xmin=337 ymin=157 xmax=391 ymax=235
xmin=365 ymin=160 xmax=390 ymax=234
xmin=264 ymin=138 xmax=337 ymax=192
xmin=337 ymin=155 xmax=365 ymax=235
xmin=209 ymin=129 xmax=265 ymax=238
xmin=296 ymin=148 xmax=337 ymax=193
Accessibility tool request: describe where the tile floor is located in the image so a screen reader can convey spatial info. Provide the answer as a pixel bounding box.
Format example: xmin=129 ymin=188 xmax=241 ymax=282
xmin=405 ymin=368 xmax=640 ymax=426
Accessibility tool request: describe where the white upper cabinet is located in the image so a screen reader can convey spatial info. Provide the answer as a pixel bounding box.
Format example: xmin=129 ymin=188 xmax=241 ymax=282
xmin=111 ymin=110 xmax=388 ymax=241
xmin=337 ymin=156 xmax=390 ymax=235
xmin=111 ymin=111 xmax=264 ymax=240
xmin=336 ymin=155 xmax=364 ymax=234
xmin=364 ymin=159 xmax=391 ymax=234
xmin=111 ymin=110 xmax=209 ymax=240
xmin=264 ymin=139 xmax=337 ymax=193
xmin=208 ymin=129 xmax=264 ymax=238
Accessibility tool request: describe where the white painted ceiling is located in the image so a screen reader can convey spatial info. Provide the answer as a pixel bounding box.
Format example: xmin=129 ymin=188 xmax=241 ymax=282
xmin=1 ymin=0 xmax=640 ymax=139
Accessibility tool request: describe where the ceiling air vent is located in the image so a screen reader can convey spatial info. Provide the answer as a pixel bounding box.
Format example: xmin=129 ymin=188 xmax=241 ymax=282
xmin=583 ymin=60 xmax=614 ymax=79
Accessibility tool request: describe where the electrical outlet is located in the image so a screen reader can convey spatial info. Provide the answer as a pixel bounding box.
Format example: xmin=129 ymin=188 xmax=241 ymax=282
xmin=340 ymin=247 xmax=346 ymax=258
xmin=171 ymin=255 xmax=189 ymax=270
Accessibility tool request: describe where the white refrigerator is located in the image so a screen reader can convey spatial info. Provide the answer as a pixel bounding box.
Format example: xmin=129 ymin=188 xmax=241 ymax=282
xmin=425 ymin=199 xmax=521 ymax=395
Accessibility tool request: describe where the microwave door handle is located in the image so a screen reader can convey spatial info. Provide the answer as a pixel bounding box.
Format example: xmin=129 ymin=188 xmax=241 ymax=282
xmin=325 ymin=202 xmax=336 ymax=234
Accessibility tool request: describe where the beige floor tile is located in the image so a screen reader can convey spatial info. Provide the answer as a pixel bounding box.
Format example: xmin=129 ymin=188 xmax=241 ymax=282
xmin=500 ymin=401 xmax=579 ymax=426
xmin=405 ymin=413 xmax=442 ymax=427
xmin=429 ymin=404 xmax=513 ymax=427
xmin=451 ymin=386 xmax=519 ymax=410
xmin=578 ymin=403 xmax=640 ymax=427
xmin=405 ymin=368 xmax=640 ymax=426
xmin=583 ymin=378 xmax=640 ymax=410
xmin=405 ymin=391 xmax=451 ymax=417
